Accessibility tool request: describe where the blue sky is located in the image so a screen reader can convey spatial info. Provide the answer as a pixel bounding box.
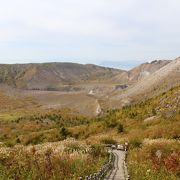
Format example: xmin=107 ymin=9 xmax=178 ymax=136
xmin=0 ymin=0 xmax=180 ymax=68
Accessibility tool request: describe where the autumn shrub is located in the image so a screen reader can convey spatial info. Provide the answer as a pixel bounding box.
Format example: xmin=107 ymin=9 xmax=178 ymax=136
xmin=129 ymin=138 xmax=142 ymax=149
xmin=100 ymin=138 xmax=117 ymax=145
xmin=145 ymin=143 xmax=180 ymax=174
xmin=103 ymin=118 xmax=118 ymax=128
xmin=27 ymin=134 xmax=44 ymax=145
xmin=128 ymin=141 xmax=180 ymax=180
xmin=90 ymin=144 xmax=107 ymax=158
xmin=59 ymin=126 xmax=71 ymax=139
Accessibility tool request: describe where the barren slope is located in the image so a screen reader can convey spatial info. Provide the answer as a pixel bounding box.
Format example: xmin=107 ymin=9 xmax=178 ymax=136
xmin=0 ymin=63 xmax=123 ymax=89
xmin=108 ymin=57 xmax=180 ymax=108
xmin=111 ymin=60 xmax=170 ymax=84
xmin=0 ymin=59 xmax=177 ymax=116
xmin=0 ymin=90 xmax=38 ymax=112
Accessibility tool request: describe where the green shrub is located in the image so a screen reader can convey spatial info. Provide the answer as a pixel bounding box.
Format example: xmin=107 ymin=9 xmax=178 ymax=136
xmin=16 ymin=138 xmax=21 ymax=144
xmin=104 ymin=119 xmax=118 ymax=128
xmin=129 ymin=138 xmax=142 ymax=149
xmin=59 ymin=127 xmax=71 ymax=139
xmin=4 ymin=140 xmax=15 ymax=147
xmin=117 ymin=123 xmax=124 ymax=133
xmin=152 ymin=108 xmax=157 ymax=115
xmin=100 ymin=138 xmax=117 ymax=145
xmin=90 ymin=144 xmax=107 ymax=158
xmin=25 ymin=134 xmax=43 ymax=145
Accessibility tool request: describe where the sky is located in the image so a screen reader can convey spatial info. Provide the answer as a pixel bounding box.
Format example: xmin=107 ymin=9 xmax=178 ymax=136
xmin=0 ymin=0 xmax=180 ymax=68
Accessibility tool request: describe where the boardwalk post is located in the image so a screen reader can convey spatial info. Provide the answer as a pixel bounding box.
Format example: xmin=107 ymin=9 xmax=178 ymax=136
xmin=125 ymin=142 xmax=128 ymax=151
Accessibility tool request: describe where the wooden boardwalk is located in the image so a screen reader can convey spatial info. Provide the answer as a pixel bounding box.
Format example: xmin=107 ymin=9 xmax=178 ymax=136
xmin=104 ymin=150 xmax=126 ymax=180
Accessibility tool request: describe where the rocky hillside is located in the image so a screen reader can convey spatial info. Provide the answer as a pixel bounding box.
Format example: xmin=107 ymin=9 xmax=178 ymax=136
xmin=0 ymin=63 xmax=122 ymax=89
xmin=0 ymin=60 xmax=171 ymax=91
xmin=111 ymin=60 xmax=171 ymax=84
xmin=108 ymin=57 xmax=180 ymax=109
xmin=128 ymin=60 xmax=171 ymax=83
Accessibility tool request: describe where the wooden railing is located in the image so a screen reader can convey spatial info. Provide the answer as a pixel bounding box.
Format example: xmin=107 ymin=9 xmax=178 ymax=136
xmin=124 ymin=151 xmax=130 ymax=180
xmin=79 ymin=143 xmax=130 ymax=180
xmin=79 ymin=152 xmax=114 ymax=180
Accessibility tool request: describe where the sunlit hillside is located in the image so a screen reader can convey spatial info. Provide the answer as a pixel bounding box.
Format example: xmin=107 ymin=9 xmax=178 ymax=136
xmin=0 ymin=84 xmax=179 ymax=179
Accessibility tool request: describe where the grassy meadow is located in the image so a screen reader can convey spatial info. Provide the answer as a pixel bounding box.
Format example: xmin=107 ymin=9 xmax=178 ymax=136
xmin=0 ymin=139 xmax=107 ymax=180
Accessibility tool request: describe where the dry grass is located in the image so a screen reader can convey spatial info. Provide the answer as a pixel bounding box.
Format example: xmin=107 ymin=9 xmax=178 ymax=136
xmin=0 ymin=85 xmax=179 ymax=179
xmin=0 ymin=139 xmax=107 ymax=180
xmin=128 ymin=141 xmax=180 ymax=180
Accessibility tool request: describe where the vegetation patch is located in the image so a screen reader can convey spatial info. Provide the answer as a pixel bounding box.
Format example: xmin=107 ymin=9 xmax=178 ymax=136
xmin=0 ymin=139 xmax=107 ymax=180
xmin=128 ymin=142 xmax=180 ymax=180
xmin=0 ymin=85 xmax=179 ymax=179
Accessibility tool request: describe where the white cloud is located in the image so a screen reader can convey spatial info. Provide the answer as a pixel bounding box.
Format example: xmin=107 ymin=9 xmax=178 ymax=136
xmin=0 ymin=0 xmax=180 ymax=64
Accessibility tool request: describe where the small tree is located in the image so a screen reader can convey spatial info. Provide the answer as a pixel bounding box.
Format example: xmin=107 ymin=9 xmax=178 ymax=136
xmin=152 ymin=108 xmax=157 ymax=115
xmin=16 ymin=138 xmax=21 ymax=144
xmin=59 ymin=127 xmax=70 ymax=139
xmin=117 ymin=123 xmax=124 ymax=133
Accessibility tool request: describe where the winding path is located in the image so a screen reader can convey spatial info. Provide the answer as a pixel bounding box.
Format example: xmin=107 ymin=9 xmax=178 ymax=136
xmin=104 ymin=150 xmax=126 ymax=180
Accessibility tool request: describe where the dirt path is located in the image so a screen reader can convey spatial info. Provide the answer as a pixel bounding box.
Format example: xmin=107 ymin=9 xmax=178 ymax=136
xmin=104 ymin=150 xmax=126 ymax=180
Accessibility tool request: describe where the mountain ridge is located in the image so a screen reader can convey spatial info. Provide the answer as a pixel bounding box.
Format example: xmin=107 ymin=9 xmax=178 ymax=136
xmin=107 ymin=57 xmax=180 ymax=109
xmin=0 ymin=62 xmax=123 ymax=89
xmin=0 ymin=59 xmax=171 ymax=90
xmin=0 ymin=58 xmax=178 ymax=117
